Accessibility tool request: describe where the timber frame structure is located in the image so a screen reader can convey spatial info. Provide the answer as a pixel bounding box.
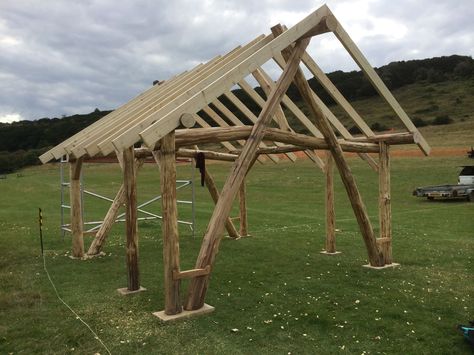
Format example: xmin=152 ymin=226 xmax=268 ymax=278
xmin=40 ymin=5 xmax=430 ymax=318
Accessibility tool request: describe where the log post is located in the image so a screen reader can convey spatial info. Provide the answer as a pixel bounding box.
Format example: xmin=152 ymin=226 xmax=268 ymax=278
xmin=378 ymin=142 xmax=392 ymax=264
xmin=70 ymin=157 xmax=84 ymax=258
xmin=123 ymin=146 xmax=140 ymax=291
xmin=203 ymin=169 xmax=240 ymax=240
xmin=159 ymin=131 xmax=183 ymax=315
xmin=324 ymin=151 xmax=337 ymax=253
xmin=272 ymin=24 xmax=383 ymax=266
xmin=184 ymin=37 xmax=311 ymax=311
xmin=239 ymin=180 xmax=249 ymax=237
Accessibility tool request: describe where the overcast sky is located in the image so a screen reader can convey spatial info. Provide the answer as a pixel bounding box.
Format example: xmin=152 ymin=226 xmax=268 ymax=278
xmin=0 ymin=0 xmax=473 ymax=123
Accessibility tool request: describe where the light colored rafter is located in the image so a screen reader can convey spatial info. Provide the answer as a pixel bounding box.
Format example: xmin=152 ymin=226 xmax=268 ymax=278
xmin=90 ymin=35 xmax=271 ymax=158
xmin=249 ymin=68 xmax=327 ymax=167
xmin=39 ymin=68 xmax=189 ymax=162
xmin=272 ymin=53 xmax=378 ymax=171
xmin=201 ymin=106 xmax=274 ymax=163
xmin=136 ymin=6 xmax=331 ymax=149
xmin=39 ymin=3 xmax=429 ymax=171
xmin=64 ymin=59 xmax=210 ymax=156
xmin=96 ymin=34 xmax=274 ymax=156
xmin=324 ymin=12 xmax=430 ymax=155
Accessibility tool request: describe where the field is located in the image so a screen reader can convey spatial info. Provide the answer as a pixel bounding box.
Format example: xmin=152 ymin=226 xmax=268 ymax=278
xmin=0 ymin=149 xmax=473 ymax=354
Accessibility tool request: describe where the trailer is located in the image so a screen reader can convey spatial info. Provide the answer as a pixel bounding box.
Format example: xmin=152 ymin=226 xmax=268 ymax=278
xmin=413 ymin=166 xmax=474 ymax=201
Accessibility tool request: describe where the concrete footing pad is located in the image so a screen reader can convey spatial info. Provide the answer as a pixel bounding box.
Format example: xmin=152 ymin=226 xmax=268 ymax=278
xmin=320 ymin=251 xmax=342 ymax=255
xmin=362 ymin=263 xmax=400 ymax=270
xmin=152 ymin=303 xmax=215 ymax=322
xmin=117 ymin=286 xmax=147 ymax=295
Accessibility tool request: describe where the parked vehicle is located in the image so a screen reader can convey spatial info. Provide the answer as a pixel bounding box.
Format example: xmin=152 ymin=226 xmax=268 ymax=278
xmin=467 ymin=147 xmax=474 ymax=159
xmin=412 ymin=166 xmax=474 ymax=201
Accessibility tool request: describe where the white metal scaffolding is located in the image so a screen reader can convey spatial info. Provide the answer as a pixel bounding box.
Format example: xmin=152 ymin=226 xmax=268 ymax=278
xmin=60 ymin=156 xmax=196 ymax=238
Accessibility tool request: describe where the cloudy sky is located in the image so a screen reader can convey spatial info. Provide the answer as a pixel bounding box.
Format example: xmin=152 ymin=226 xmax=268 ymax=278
xmin=0 ymin=0 xmax=473 ymax=123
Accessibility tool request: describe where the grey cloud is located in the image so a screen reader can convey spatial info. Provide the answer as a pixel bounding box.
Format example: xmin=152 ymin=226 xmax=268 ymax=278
xmin=0 ymin=0 xmax=472 ymax=121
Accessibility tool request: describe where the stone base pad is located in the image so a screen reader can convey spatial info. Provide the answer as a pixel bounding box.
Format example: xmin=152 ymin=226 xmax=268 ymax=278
xmin=320 ymin=251 xmax=342 ymax=255
xmin=117 ymin=286 xmax=147 ymax=295
xmin=362 ymin=263 xmax=400 ymax=270
xmin=152 ymin=303 xmax=215 ymax=322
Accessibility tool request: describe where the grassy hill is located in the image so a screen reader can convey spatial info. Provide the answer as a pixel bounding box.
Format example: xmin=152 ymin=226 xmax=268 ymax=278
xmin=337 ymin=79 xmax=474 ymax=148
xmin=285 ymin=78 xmax=474 ymax=149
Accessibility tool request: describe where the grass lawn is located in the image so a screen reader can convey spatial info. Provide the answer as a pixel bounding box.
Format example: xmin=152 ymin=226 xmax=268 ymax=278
xmin=0 ymin=154 xmax=473 ymax=354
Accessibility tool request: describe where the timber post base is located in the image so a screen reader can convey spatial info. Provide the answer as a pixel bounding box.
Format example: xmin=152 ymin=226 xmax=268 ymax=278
xmin=362 ymin=263 xmax=400 ymax=270
xmin=117 ymin=286 xmax=147 ymax=295
xmin=153 ymin=303 xmax=214 ymax=322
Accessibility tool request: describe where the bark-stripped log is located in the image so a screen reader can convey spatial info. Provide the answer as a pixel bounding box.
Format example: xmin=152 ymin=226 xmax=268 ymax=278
xmin=159 ymin=132 xmax=183 ymax=315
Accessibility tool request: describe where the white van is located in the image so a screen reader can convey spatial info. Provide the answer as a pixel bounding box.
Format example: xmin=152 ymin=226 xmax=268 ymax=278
xmin=459 ymin=166 xmax=474 ymax=185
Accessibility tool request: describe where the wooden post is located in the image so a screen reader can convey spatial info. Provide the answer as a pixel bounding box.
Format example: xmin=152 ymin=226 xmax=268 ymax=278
xmin=70 ymin=157 xmax=84 ymax=258
xmin=159 ymin=131 xmax=183 ymax=315
xmin=324 ymin=151 xmax=336 ymax=253
xmin=239 ymin=180 xmax=249 ymax=237
xmin=272 ymin=24 xmax=383 ymax=267
xmin=378 ymin=142 xmax=392 ymax=264
xmin=203 ymin=169 xmax=241 ymax=240
xmin=123 ymin=146 xmax=140 ymax=291
xmin=184 ymin=37 xmax=311 ymax=311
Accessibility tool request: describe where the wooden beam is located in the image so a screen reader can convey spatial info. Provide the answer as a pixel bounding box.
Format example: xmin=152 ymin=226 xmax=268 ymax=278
xmin=273 ymin=51 xmax=379 ymax=171
xmin=248 ymin=70 xmax=299 ymax=162
xmin=378 ymin=142 xmax=392 ymax=264
xmin=325 ymin=12 xmax=431 ymax=155
xmin=264 ymin=129 xmax=378 ymax=154
xmin=240 ymin=67 xmax=327 ymax=168
xmin=185 ymin=37 xmax=311 ymax=311
xmin=192 ymin=113 xmax=245 ymax=155
xmin=70 ymin=157 xmax=84 ymax=258
xmin=74 ymin=36 xmax=267 ymax=159
xmin=159 ymin=132 xmax=183 ymax=315
xmin=324 ymin=152 xmax=336 ymax=253
xmin=299 ymin=51 xmax=374 ymax=137
xmin=87 ymin=157 xmax=144 ymax=256
xmin=137 ymin=6 xmax=331 ymax=150
xmin=102 ymin=34 xmax=273 ymax=156
xmin=123 ymin=147 xmax=140 ymax=291
xmin=134 ymin=147 xmax=238 ymax=162
xmin=173 ymin=266 xmax=211 ymax=280
xmin=178 ymin=149 xmax=237 ymax=162
xmin=46 ymin=63 xmax=199 ymax=162
xmin=172 ymin=126 xmax=380 ymax=153
xmin=180 ymin=113 xmax=196 ymax=128
xmin=202 ymin=106 xmax=274 ymax=163
xmin=239 ymin=180 xmax=249 ymax=237
xmin=87 ymin=184 xmax=125 ymax=256
xmin=349 ymin=132 xmax=416 ymax=145
xmin=231 ymin=144 xmax=305 ymax=155
xmin=272 ymin=24 xmax=383 ymax=267
xmin=71 ymin=41 xmax=254 ymax=159
xmin=250 ymin=69 xmax=291 ymax=131
xmin=39 ymin=70 xmax=188 ymax=162
xmin=210 ymin=98 xmax=278 ymax=163
xmin=203 ymin=168 xmax=241 ymax=240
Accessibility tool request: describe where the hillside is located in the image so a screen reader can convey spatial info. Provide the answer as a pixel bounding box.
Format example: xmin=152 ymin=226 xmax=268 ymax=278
xmin=0 ymin=55 xmax=473 ymax=173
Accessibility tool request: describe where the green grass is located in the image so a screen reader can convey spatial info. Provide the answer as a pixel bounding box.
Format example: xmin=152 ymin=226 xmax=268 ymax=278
xmin=0 ymin=155 xmax=473 ymax=354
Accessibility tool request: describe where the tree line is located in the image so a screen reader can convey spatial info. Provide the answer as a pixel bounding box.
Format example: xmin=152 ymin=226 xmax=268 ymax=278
xmin=1 ymin=54 xmax=473 ymax=174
